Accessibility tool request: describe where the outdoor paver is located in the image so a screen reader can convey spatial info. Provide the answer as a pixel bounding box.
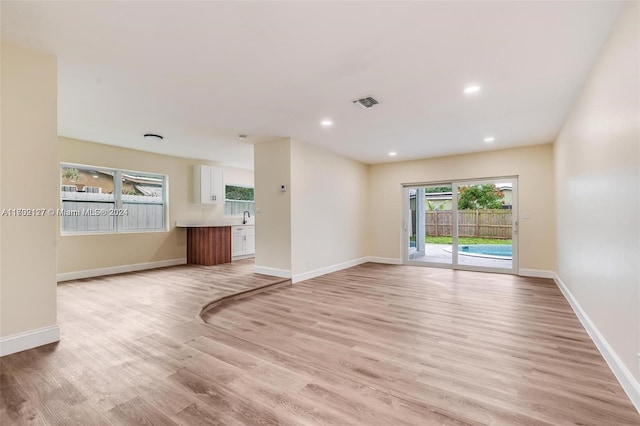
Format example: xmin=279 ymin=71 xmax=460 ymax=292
xmin=409 ymin=244 xmax=513 ymax=269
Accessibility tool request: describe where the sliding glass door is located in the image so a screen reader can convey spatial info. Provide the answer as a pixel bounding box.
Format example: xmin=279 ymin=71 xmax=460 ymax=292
xmin=403 ymin=177 xmax=518 ymax=274
xmin=455 ymin=179 xmax=517 ymax=272
xmin=405 ymin=185 xmax=453 ymax=266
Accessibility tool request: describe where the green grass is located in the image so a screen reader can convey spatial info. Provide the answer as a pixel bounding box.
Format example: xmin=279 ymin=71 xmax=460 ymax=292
xmin=425 ymin=236 xmax=511 ymax=245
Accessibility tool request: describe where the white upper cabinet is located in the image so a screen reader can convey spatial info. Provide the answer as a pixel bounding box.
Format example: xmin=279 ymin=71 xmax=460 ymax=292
xmin=194 ymin=165 xmax=224 ymax=204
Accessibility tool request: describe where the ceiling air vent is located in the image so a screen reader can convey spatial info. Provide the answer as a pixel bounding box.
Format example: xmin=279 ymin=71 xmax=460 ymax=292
xmin=352 ymin=96 xmax=379 ymax=109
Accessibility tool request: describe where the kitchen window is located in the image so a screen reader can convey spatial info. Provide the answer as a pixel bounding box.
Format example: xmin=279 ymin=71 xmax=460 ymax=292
xmin=224 ymin=185 xmax=254 ymax=216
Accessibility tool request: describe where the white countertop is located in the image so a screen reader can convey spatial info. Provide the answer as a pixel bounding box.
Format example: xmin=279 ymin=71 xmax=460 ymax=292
xmin=175 ymin=220 xmax=254 ymax=228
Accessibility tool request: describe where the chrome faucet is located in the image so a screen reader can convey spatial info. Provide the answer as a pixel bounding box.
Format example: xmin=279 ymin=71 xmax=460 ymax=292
xmin=243 ymin=210 xmax=251 ymax=224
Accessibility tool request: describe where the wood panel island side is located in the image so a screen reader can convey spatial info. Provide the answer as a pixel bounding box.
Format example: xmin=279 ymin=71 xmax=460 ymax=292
xmin=176 ymin=222 xmax=254 ymax=266
xmin=187 ymin=226 xmax=231 ymax=266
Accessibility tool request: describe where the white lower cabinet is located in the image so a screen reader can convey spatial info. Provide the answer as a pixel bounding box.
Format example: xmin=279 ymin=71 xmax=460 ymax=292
xmin=245 ymin=228 xmax=255 ymax=255
xmin=232 ymin=226 xmax=255 ymax=258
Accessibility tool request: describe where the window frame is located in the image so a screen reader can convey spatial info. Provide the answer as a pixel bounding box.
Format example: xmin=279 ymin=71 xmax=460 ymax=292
xmin=60 ymin=162 xmax=169 ymax=235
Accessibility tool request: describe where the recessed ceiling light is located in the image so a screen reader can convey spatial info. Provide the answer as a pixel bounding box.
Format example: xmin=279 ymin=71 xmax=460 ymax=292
xmin=388 ymin=151 xmax=397 ymax=157
xmin=464 ymin=85 xmax=481 ymax=95
xmin=238 ymin=134 xmax=247 ymax=140
xmin=484 ymin=136 xmax=495 ymax=143
xmin=321 ymin=119 xmax=333 ymax=127
xmin=144 ymin=133 xmax=163 ymax=141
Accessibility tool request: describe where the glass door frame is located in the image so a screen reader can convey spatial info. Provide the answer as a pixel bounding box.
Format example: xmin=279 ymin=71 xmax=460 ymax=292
xmin=402 ymin=176 xmax=518 ymax=275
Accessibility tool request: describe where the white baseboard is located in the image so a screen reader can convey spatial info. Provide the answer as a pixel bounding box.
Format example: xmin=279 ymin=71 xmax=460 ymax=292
xmin=57 ymin=258 xmax=187 ymax=282
xmin=254 ymin=265 xmax=291 ymax=279
xmin=519 ymin=268 xmax=555 ymax=279
xmin=232 ymin=254 xmax=255 ymax=261
xmin=554 ymin=272 xmax=640 ymax=413
xmin=292 ymin=257 xmax=368 ymax=284
xmin=0 ymin=325 xmax=60 ymax=357
xmin=366 ymin=256 xmax=403 ymax=265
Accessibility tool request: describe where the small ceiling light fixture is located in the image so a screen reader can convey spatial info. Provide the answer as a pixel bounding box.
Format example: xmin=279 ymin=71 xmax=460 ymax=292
xmin=484 ymin=136 xmax=495 ymax=143
xmin=463 ymin=84 xmax=481 ymax=95
xmin=388 ymin=151 xmax=397 ymax=157
xmin=144 ymin=133 xmax=163 ymax=141
xmin=238 ymin=134 xmax=247 ymax=140
xmin=321 ymin=119 xmax=333 ymax=127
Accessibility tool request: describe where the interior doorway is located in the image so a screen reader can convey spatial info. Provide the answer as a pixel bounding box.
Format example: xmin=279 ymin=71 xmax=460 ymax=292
xmin=403 ymin=177 xmax=518 ymax=274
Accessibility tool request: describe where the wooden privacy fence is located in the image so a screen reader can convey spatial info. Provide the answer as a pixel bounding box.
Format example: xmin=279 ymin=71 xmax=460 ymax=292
xmin=61 ymin=200 xmax=164 ymax=232
xmin=426 ymin=210 xmax=512 ymax=239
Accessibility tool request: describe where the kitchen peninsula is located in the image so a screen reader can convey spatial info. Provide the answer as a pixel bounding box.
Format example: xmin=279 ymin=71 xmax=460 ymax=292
xmin=176 ymin=221 xmax=255 ymax=266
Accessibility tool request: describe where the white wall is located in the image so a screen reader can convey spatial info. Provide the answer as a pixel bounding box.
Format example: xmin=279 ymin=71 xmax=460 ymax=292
xmin=554 ymin=1 xmax=639 ymax=402
xmin=290 ymin=139 xmax=368 ymax=280
xmin=1 ymin=41 xmax=59 ymax=352
xmin=368 ymin=144 xmax=556 ymax=271
xmin=253 ymin=138 xmax=368 ymax=280
xmin=254 ymin=138 xmax=292 ymax=274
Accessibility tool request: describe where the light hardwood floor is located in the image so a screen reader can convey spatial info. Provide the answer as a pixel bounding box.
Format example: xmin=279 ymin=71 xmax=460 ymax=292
xmin=1 ymin=261 xmax=638 ymax=425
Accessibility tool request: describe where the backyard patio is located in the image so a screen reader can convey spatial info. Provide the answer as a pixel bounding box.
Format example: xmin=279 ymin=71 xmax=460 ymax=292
xmin=409 ymin=243 xmax=514 ymax=269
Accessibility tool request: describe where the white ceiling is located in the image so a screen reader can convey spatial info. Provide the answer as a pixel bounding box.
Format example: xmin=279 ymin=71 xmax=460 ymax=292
xmin=1 ymin=1 xmax=622 ymax=170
